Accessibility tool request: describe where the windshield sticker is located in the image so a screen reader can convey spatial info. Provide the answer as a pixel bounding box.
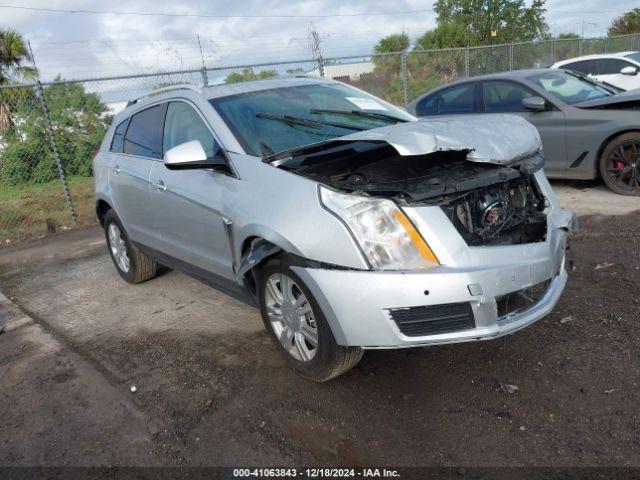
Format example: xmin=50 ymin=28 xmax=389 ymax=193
xmin=345 ymin=97 xmax=388 ymax=111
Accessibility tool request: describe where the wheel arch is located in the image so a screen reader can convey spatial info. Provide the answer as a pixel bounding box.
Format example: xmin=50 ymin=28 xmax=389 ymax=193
xmin=95 ymin=199 xmax=113 ymax=227
xmin=236 ymin=234 xmax=285 ymax=300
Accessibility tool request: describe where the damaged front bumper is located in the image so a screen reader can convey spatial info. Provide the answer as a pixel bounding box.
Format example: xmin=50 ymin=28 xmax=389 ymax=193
xmin=292 ymin=216 xmax=575 ymax=349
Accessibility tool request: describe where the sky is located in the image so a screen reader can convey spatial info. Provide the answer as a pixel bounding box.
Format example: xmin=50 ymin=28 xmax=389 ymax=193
xmin=1 ymin=0 xmax=638 ymax=81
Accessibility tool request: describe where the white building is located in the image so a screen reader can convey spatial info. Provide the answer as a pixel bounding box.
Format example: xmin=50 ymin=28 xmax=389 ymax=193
xmin=306 ymin=61 xmax=374 ymax=81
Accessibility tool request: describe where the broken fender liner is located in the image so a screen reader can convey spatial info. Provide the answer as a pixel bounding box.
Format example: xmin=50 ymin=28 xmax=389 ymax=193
xmin=236 ymin=239 xmax=363 ymax=289
xmin=236 ymin=239 xmax=367 ymax=302
xmin=236 ymin=239 xmax=282 ymax=280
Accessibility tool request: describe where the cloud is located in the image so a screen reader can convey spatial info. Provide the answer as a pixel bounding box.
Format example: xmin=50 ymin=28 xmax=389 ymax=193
xmin=0 ymin=0 xmax=635 ymax=81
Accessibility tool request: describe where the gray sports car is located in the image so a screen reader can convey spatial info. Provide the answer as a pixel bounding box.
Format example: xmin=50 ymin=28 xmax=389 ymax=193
xmin=408 ymin=69 xmax=640 ymax=195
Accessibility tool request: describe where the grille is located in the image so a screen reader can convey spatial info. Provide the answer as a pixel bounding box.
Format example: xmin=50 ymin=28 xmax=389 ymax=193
xmin=388 ymin=302 xmax=475 ymax=337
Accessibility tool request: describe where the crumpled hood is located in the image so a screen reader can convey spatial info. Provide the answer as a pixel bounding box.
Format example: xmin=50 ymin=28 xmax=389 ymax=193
xmin=337 ymin=114 xmax=542 ymax=165
xmin=574 ymin=88 xmax=640 ymax=108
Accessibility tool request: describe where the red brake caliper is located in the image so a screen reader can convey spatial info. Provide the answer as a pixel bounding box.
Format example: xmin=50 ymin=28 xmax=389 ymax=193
xmin=615 ymin=148 xmax=625 ymax=170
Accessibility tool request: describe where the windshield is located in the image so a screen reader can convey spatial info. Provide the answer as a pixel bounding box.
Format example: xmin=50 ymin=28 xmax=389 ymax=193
xmin=528 ymin=71 xmax=614 ymax=104
xmin=625 ymin=53 xmax=640 ymax=63
xmin=210 ymin=83 xmax=413 ymax=156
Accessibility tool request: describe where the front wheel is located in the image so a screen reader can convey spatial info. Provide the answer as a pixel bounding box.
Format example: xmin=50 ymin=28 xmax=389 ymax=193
xmin=256 ymin=255 xmax=363 ymax=382
xmin=599 ymin=133 xmax=640 ymax=196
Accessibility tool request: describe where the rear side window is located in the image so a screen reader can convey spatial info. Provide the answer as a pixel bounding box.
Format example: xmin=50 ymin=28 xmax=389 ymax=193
xmin=438 ymin=84 xmax=475 ymax=114
xmin=562 ymin=60 xmax=596 ymax=75
xmin=415 ymin=94 xmax=438 ymax=116
xmin=123 ymin=104 xmax=166 ymax=159
xmin=110 ymin=119 xmax=128 ymax=153
xmin=597 ymin=58 xmax=631 ymax=75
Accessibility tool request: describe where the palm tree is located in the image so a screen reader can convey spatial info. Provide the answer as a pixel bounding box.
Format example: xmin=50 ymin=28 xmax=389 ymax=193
xmin=0 ymin=29 xmax=36 ymax=132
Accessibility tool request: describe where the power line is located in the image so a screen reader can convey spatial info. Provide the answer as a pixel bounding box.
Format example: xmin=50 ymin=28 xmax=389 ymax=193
xmin=0 ymin=3 xmax=631 ymax=19
xmin=0 ymin=4 xmax=435 ymax=18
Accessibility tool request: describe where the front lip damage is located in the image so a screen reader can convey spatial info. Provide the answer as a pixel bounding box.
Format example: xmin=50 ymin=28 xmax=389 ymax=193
xmin=266 ymin=113 xmax=543 ymax=167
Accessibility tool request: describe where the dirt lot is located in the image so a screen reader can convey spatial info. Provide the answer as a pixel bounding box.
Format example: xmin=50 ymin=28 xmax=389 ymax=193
xmin=1 ymin=180 xmax=639 ymax=468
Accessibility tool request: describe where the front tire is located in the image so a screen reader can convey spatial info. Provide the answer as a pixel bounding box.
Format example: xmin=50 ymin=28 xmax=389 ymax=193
xmin=104 ymin=209 xmax=158 ymax=284
xmin=599 ymin=132 xmax=640 ymax=196
xmin=256 ymin=255 xmax=363 ymax=382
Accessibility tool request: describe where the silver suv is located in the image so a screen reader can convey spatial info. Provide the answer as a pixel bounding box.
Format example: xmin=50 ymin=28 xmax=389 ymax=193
xmin=94 ymin=77 xmax=576 ymax=381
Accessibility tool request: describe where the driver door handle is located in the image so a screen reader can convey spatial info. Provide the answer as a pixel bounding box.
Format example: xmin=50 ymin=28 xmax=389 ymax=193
xmin=154 ymin=180 xmax=167 ymax=191
xmin=112 ymin=165 xmax=121 ymax=174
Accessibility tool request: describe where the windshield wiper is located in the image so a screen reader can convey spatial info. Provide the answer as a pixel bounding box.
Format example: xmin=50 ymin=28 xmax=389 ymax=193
xmin=255 ymin=112 xmax=366 ymax=131
xmin=310 ymin=108 xmax=408 ymax=123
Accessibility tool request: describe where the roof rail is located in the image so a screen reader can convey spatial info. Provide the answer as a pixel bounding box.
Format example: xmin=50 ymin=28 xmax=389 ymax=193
xmin=126 ymin=83 xmax=203 ymax=106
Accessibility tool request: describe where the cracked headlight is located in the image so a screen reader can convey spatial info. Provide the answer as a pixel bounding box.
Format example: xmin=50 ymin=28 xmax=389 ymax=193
xmin=320 ymin=186 xmax=439 ymax=270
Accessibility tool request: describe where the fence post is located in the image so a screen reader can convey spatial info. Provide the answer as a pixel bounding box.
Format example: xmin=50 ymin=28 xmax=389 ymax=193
xmin=401 ymin=50 xmax=409 ymax=109
xmin=464 ymin=46 xmax=469 ymax=77
xmin=200 ymin=66 xmax=209 ymax=87
xmin=35 ymin=81 xmax=77 ymax=226
xmin=550 ymin=39 xmax=555 ymax=65
xmin=579 ymin=38 xmax=583 ymax=56
xmin=509 ymin=43 xmax=514 ymax=71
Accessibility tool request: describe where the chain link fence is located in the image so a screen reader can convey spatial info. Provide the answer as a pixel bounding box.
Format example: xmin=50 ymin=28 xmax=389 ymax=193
xmin=1 ymin=33 xmax=639 ymax=246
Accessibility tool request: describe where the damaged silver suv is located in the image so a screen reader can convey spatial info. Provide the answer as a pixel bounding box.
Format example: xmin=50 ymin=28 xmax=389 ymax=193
xmin=94 ymin=77 xmax=577 ymax=381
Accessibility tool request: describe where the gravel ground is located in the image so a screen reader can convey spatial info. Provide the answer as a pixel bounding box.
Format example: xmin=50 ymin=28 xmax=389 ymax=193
xmin=0 ymin=181 xmax=639 ymax=468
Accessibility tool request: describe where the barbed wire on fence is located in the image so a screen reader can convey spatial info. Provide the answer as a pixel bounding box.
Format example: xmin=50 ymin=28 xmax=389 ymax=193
xmin=1 ymin=33 xmax=639 ymax=245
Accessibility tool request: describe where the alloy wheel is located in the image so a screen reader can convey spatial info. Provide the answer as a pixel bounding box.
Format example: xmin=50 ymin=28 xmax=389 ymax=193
xmin=605 ymin=140 xmax=640 ymax=192
xmin=108 ymin=223 xmax=131 ymax=273
xmin=264 ymin=272 xmax=318 ymax=362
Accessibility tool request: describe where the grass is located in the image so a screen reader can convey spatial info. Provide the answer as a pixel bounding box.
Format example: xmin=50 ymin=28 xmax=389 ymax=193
xmin=0 ymin=176 xmax=96 ymax=245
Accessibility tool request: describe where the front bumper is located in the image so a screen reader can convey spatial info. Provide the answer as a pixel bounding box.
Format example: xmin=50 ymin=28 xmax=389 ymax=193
xmin=292 ymin=231 xmax=569 ymax=349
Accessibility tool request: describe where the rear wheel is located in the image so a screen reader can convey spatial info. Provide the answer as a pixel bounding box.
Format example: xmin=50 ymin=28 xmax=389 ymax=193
xmin=256 ymin=255 xmax=363 ymax=382
xmin=600 ymin=133 xmax=640 ymax=196
xmin=104 ymin=209 xmax=158 ymax=284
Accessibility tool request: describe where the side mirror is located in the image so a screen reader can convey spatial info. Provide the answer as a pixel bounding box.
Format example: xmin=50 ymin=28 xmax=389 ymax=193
xmin=163 ymin=140 xmax=227 ymax=170
xmin=620 ymin=66 xmax=638 ymax=76
xmin=522 ymin=96 xmax=547 ymax=112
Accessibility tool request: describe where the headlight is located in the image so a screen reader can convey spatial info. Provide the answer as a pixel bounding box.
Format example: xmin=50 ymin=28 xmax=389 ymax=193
xmin=319 ymin=186 xmax=439 ymax=270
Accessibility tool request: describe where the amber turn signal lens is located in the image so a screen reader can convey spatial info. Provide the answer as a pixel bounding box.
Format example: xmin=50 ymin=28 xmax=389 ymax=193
xmin=393 ymin=210 xmax=439 ymax=265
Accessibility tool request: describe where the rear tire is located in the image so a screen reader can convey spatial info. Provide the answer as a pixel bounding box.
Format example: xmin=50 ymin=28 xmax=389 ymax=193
xmin=599 ymin=132 xmax=640 ymax=196
xmin=256 ymin=254 xmax=363 ymax=382
xmin=104 ymin=209 xmax=158 ymax=284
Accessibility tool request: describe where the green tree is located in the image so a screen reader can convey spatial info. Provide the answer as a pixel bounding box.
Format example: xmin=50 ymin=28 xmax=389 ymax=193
xmin=0 ymin=29 xmax=37 ymax=132
xmin=608 ymin=8 xmax=640 ymax=36
xmin=372 ymin=33 xmax=409 ymax=74
xmin=414 ymin=22 xmax=470 ymax=49
xmin=557 ymin=32 xmax=580 ymax=39
xmin=0 ymin=80 xmax=109 ymax=185
xmin=433 ymin=0 xmax=549 ymax=45
xmin=225 ymin=68 xmax=278 ymax=83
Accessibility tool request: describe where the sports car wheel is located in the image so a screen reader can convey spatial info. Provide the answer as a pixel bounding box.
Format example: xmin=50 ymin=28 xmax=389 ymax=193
xmin=600 ymin=133 xmax=640 ymax=196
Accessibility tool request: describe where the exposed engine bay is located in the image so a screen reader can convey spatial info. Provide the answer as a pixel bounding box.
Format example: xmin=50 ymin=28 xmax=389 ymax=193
xmin=440 ymin=176 xmax=547 ymax=246
xmin=273 ymin=140 xmax=547 ymax=246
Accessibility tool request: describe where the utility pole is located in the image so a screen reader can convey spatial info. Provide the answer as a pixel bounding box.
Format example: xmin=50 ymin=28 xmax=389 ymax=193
xmin=197 ymin=34 xmax=208 ymax=86
xmin=580 ymin=22 xmax=598 ymax=56
xmin=309 ymin=23 xmax=325 ymax=78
